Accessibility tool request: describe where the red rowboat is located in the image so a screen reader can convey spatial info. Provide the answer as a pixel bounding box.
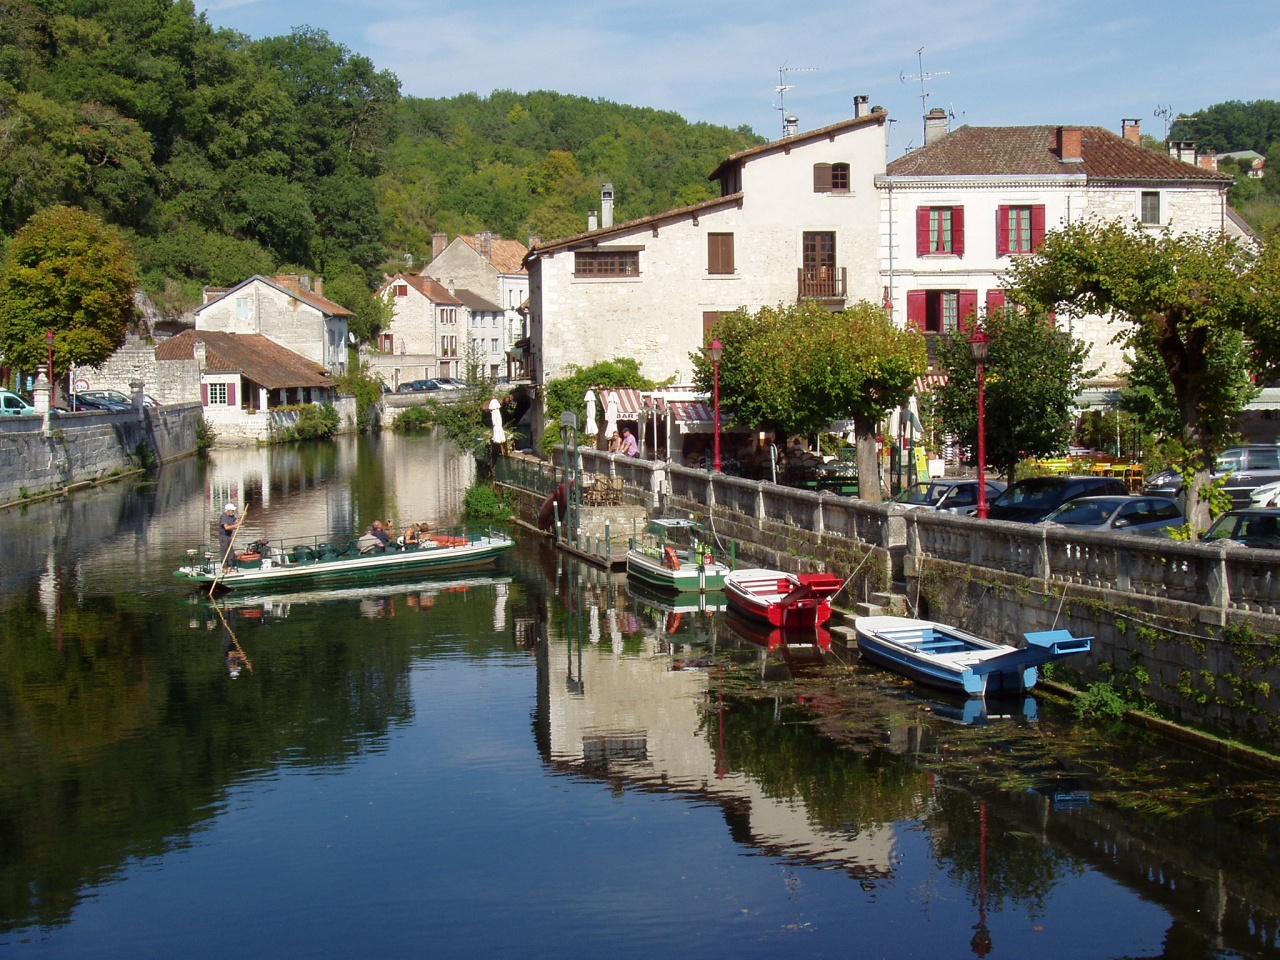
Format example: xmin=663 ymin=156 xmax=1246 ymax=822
xmin=723 ymin=568 xmax=844 ymax=630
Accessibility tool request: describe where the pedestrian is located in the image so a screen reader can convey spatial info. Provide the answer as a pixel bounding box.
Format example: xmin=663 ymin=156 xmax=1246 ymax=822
xmin=620 ymin=427 xmax=639 ymax=457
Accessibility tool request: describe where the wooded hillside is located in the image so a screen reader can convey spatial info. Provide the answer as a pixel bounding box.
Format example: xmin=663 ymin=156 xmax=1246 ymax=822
xmin=0 ymin=0 xmax=761 ymax=321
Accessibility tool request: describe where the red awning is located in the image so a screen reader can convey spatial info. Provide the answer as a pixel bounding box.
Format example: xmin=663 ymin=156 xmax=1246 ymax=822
xmin=915 ymin=374 xmax=947 ymax=393
xmin=668 ymin=400 xmax=714 ymax=424
xmin=602 ymin=387 xmax=644 ymax=419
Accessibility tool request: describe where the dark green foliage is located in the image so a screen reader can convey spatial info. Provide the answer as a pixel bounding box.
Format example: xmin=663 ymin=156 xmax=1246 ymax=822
xmin=334 ymin=356 xmax=387 ymax=432
xmin=195 ymin=414 xmax=216 ymax=453
xmin=393 ymin=394 xmax=488 ymax=449
xmin=1073 ymin=682 xmax=1134 ymax=723
xmin=462 ymin=483 xmax=511 ymax=525
xmin=1169 ymin=100 xmax=1280 ymax=155
xmin=277 ymin=402 xmax=340 ymax=441
xmin=934 ymin=307 xmax=1093 ymax=484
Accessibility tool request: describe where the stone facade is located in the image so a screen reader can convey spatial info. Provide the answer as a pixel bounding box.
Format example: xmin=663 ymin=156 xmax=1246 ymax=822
xmin=365 ymin=275 xmax=464 ymax=387
xmin=80 ymin=334 xmax=201 ymax=404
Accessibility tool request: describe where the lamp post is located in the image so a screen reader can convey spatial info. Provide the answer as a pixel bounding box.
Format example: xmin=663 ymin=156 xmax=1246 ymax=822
xmin=707 ymin=338 xmax=723 ymax=472
xmin=45 ymin=330 xmax=55 ymax=397
xmin=970 ymin=327 xmax=991 ymax=519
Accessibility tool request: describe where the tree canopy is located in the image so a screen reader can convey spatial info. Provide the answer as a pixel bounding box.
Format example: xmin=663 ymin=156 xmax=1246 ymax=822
xmin=1007 ymin=218 xmax=1280 ymax=526
xmin=691 ymin=301 xmax=927 ymax=499
xmin=933 ymin=307 xmax=1093 ymax=484
xmin=0 ymin=205 xmax=138 ymax=378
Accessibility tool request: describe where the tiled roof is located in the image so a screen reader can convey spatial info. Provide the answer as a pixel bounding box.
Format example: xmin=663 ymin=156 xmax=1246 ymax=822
xmin=529 ymin=193 xmax=745 ymax=255
xmin=155 ymin=331 xmax=336 ymax=389
xmin=707 ymin=111 xmax=887 ymax=182
xmin=885 ymin=125 xmax=1233 ymax=182
xmin=452 ymin=289 xmax=503 ymax=313
xmin=459 ymin=235 xmax=529 ymax=275
xmin=195 ymin=275 xmax=353 ymax=317
xmin=378 ymin=274 xmax=463 ymax=305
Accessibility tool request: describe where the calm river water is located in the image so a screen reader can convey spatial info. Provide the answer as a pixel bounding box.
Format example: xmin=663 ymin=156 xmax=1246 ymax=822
xmin=1 ymin=433 xmax=1279 ymax=959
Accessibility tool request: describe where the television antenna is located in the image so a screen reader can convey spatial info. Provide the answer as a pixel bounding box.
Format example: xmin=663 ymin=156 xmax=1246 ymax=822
xmin=900 ymin=46 xmax=950 ymax=118
xmin=773 ymin=63 xmax=817 ymax=136
xmin=1154 ymin=104 xmax=1196 ymax=142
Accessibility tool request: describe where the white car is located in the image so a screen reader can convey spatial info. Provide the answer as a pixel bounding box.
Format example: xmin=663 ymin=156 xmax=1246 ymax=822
xmin=1250 ymin=480 xmax=1280 ymax=507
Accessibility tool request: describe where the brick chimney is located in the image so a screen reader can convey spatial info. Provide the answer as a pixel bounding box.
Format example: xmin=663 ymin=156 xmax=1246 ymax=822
xmin=475 ymin=231 xmax=493 ymax=262
xmin=1121 ymin=118 xmax=1142 ymax=143
xmin=924 ymin=108 xmax=949 ymax=146
xmin=1057 ymin=127 xmax=1083 ymax=163
xmin=1199 ymin=154 xmax=1219 ymax=171
xmin=528 ymin=236 xmax=541 ymax=250
xmin=432 ymin=232 xmax=448 ymax=258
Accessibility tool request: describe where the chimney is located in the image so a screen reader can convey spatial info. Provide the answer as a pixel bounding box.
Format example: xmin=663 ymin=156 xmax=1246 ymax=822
xmin=601 ymin=183 xmax=614 ymax=229
xmin=432 ymin=232 xmax=448 ymax=258
xmin=853 ymin=94 xmax=870 ymax=119
xmin=588 ymin=211 xmax=598 ymax=231
xmin=475 ymin=230 xmax=493 ymax=262
xmin=1121 ymin=118 xmax=1142 ymax=144
xmin=1199 ymin=154 xmax=1219 ymax=172
xmin=1057 ymin=126 xmax=1083 ymax=163
xmin=1169 ymin=140 xmax=1198 ymax=166
xmin=314 ymin=276 xmax=324 ymax=298
xmin=528 ymin=236 xmax=541 ymax=250
xmin=783 ymin=115 xmax=799 ymax=138
xmin=924 ymin=107 xmax=949 ymax=146
xmin=447 ymin=279 xmax=455 ymax=296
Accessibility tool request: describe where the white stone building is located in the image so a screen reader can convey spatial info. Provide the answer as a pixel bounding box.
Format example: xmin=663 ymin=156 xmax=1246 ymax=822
xmin=367 ymin=274 xmax=465 ymax=387
xmin=877 ymin=114 xmax=1240 ymax=379
xmin=455 ymin=290 xmax=507 ymax=381
xmin=195 ymin=274 xmax=351 ymax=377
xmin=525 ymin=103 xmax=889 ymax=392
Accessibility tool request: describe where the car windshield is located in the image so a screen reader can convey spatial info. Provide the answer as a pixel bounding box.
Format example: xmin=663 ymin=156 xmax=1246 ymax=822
xmin=1215 ymin=453 xmax=1244 ymax=473
xmin=1047 ymin=500 xmax=1116 ymax=525
xmin=894 ymin=483 xmax=946 ymax=505
xmin=1204 ymin=515 xmax=1242 ymax=540
xmin=993 ymin=478 xmax=1072 ymax=509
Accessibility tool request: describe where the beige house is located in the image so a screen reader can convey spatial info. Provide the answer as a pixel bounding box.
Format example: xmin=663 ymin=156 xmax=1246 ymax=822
xmin=367 ymin=274 xmax=465 ymax=387
xmin=525 ymin=102 xmax=889 ymax=397
xmin=195 ymin=274 xmax=351 ymax=377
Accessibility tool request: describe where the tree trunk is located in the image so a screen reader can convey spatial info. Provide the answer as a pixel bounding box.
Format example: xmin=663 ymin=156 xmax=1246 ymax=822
xmin=856 ymin=419 xmax=882 ymax=501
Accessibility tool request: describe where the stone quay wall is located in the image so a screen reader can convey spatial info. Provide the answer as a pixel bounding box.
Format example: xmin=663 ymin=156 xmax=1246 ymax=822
xmin=0 ymin=402 xmax=201 ymax=506
xmin=506 ymin=449 xmax=1280 ymax=753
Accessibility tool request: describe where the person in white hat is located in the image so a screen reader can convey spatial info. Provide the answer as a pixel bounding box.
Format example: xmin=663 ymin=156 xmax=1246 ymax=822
xmin=219 ymin=503 xmax=241 ymax=571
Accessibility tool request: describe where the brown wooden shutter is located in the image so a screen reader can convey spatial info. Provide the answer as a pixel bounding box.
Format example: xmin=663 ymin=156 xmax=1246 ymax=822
xmin=1031 ymin=205 xmax=1046 ymax=250
xmin=708 ymin=234 xmax=734 ymax=274
xmin=813 ymin=163 xmax=832 ymax=192
xmin=952 ymin=207 xmax=966 ymax=257
xmin=916 ymin=208 xmax=931 ymax=256
xmin=996 ymin=206 xmax=1010 ymax=256
xmin=703 ymin=311 xmax=721 ymax=338
xmin=906 ymin=291 xmax=927 ymax=328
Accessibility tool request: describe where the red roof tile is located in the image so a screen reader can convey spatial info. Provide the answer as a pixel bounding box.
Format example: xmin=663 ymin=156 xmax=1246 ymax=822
xmin=156 ymin=331 xmax=336 ymax=389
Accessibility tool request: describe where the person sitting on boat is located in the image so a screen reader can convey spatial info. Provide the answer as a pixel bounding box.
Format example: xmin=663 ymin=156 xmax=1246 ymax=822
xmin=219 ymin=503 xmax=241 ymax=572
xmin=401 ymin=522 xmax=425 ymax=547
xmin=371 ymin=520 xmax=393 ymax=549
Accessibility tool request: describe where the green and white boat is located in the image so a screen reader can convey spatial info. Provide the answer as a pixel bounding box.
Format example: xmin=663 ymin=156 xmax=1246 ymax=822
xmin=625 ymin=518 xmax=730 ymax=594
xmin=175 ymin=528 xmax=514 ymax=591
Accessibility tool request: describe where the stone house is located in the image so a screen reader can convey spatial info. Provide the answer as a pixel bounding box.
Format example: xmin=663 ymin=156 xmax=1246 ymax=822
xmin=877 ymin=114 xmax=1241 ymax=380
xmin=367 ymin=274 xmax=465 ymax=387
xmin=525 ymin=100 xmax=889 ymax=397
xmin=195 ymin=274 xmax=351 ymax=377
xmin=454 ymin=289 xmax=507 ymax=381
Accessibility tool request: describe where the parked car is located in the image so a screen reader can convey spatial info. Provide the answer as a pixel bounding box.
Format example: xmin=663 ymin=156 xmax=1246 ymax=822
xmin=0 ymin=389 xmax=35 ymax=415
xmin=891 ymin=478 xmax=1006 ymax=515
xmin=396 ymin=379 xmax=443 ymax=393
xmin=1201 ymin=508 xmax=1280 ymax=549
xmin=1145 ymin=445 xmax=1280 ymax=508
xmin=63 ymin=393 xmax=125 ymax=411
xmin=81 ymin=389 xmax=135 ymax=410
xmin=984 ymin=475 xmax=1129 ymax=523
xmin=1249 ymin=480 xmax=1280 ymax=507
xmin=1043 ymin=495 xmax=1185 ymax=535
xmin=435 ymin=377 xmax=467 ymax=389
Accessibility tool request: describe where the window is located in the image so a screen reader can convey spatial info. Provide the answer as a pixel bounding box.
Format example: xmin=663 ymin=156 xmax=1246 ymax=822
xmin=906 ymin=290 xmax=979 ymax=334
xmin=997 ymin=205 xmax=1045 ymax=255
xmin=707 ymin=233 xmax=734 ymax=275
xmin=394 ymin=284 xmax=408 ymax=297
xmin=812 ymin=162 xmax=851 ymax=192
xmin=440 ymin=335 xmax=457 ymax=358
xmin=702 ymin=311 xmax=722 ymax=339
xmin=574 ymin=250 xmax=639 ymax=277
xmin=1141 ymin=191 xmax=1161 ymax=224
xmin=440 ymin=308 xmax=457 ymax=324
xmin=380 ymin=333 xmax=394 ymax=354
xmin=235 ymin=297 xmax=249 ymax=319
xmin=916 ymin=206 xmax=965 ymax=256
xmin=203 ymin=382 xmax=235 ymax=406
xmin=490 ymin=338 xmax=500 ymax=352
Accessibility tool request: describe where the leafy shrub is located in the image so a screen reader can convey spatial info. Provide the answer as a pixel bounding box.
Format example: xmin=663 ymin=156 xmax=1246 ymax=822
xmin=275 ymin=402 xmax=341 ymax=441
xmin=463 ymin=483 xmax=512 ymax=524
xmin=1072 ymin=682 xmax=1133 ymax=723
xmin=195 ymin=415 xmax=217 ymax=453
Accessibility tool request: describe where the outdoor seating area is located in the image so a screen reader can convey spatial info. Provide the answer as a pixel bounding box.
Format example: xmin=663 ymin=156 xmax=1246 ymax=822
xmin=582 ymin=474 xmax=625 ymax=506
xmin=1027 ymin=455 xmax=1145 ymax=492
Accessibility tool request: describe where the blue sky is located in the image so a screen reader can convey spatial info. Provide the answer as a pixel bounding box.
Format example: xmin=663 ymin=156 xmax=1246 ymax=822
xmin=200 ymin=0 xmax=1280 ymax=156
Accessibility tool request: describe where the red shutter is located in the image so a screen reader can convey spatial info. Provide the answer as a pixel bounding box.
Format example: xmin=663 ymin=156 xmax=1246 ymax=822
xmin=813 ymin=163 xmax=832 ymax=192
xmin=906 ymin=290 xmax=927 ymax=329
xmin=986 ymin=289 xmax=1006 ymax=313
xmin=1031 ymin=205 xmax=1046 ymax=250
xmin=958 ymin=290 xmax=979 ymax=329
xmin=227 ymin=382 xmax=237 ymax=407
xmin=201 ymin=383 xmax=208 ymax=406
xmin=996 ymin=206 xmax=1010 ymax=256
xmin=916 ymin=207 xmax=930 ymax=257
xmin=952 ymin=206 xmax=965 ymax=257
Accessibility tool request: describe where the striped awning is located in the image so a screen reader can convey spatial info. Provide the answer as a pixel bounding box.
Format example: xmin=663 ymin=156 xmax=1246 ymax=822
xmin=603 ymin=387 xmax=645 ymax=419
xmin=668 ymin=400 xmax=714 ymax=424
xmin=915 ymin=374 xmax=947 ymax=393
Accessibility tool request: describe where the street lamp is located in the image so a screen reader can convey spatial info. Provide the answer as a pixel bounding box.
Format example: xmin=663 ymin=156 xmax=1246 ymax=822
xmin=45 ymin=329 xmax=55 ymax=394
xmin=707 ymin=338 xmax=723 ymax=472
xmin=970 ymin=326 xmax=991 ymax=519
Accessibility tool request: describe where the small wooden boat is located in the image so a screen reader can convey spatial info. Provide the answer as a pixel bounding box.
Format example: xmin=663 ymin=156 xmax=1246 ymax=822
xmin=854 ymin=615 xmax=1092 ymax=697
xmin=722 ymin=568 xmax=844 ymax=630
xmin=175 ymin=529 xmax=514 ymax=591
xmin=625 ymin=518 xmax=731 ymax=593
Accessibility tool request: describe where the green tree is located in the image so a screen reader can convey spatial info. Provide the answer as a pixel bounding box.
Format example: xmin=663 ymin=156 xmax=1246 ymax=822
xmin=933 ymin=307 xmax=1094 ymax=484
xmin=541 ymin=357 xmax=657 ymax=456
xmin=691 ymin=301 xmax=926 ymax=500
xmin=0 ymin=205 xmax=138 ymax=380
xmin=1007 ymin=219 xmax=1280 ymax=527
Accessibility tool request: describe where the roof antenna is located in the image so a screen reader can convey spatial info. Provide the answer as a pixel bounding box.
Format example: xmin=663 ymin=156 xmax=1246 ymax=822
xmin=900 ymin=47 xmax=950 ymax=141
xmin=1154 ymin=104 xmax=1196 ymax=142
xmin=773 ymin=62 xmax=817 ymax=137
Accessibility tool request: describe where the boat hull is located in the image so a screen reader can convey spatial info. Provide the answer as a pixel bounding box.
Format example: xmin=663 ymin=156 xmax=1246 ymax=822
xmin=175 ymin=533 xmax=513 ymax=590
xmin=723 ymin=569 xmax=843 ymax=630
xmin=624 ymin=548 xmax=729 ymax=593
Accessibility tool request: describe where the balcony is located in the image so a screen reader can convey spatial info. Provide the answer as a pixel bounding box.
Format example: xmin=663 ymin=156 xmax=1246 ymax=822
xmin=797 ymin=267 xmax=846 ymax=303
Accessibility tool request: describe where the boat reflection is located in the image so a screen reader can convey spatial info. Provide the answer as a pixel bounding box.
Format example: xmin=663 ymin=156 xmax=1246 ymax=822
xmin=198 ymin=574 xmax=513 ymax=621
xmin=903 ymin=690 xmax=1040 ymax=726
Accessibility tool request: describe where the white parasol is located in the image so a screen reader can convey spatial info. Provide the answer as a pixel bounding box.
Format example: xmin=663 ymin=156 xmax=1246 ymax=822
xmin=488 ymin=398 xmax=506 ymax=444
xmin=603 ymin=390 xmax=619 ymax=443
xmin=906 ymin=394 xmax=924 ymax=434
xmin=584 ymin=389 xmax=598 ymax=443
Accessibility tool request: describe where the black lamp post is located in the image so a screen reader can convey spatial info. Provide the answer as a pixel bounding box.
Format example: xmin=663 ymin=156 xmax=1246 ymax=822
xmin=45 ymin=329 xmax=55 ymax=394
xmin=970 ymin=327 xmax=991 ymax=519
xmin=707 ymin=338 xmax=723 ymax=472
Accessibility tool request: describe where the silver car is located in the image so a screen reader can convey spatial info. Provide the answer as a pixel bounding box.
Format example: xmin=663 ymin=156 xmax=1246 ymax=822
xmin=1043 ymin=495 xmax=1185 ymax=535
xmin=891 ymin=478 xmax=1007 ymax=516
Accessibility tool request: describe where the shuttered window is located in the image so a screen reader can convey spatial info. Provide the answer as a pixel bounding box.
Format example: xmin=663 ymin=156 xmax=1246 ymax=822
xmin=907 ymin=290 xmax=979 ymax=333
xmin=707 ymin=233 xmax=734 ymax=274
xmin=703 ymin=311 xmax=722 ymax=338
xmin=996 ymin=205 xmax=1045 ymax=255
xmin=917 ymin=206 xmax=964 ymax=256
xmin=813 ymin=163 xmax=851 ymax=192
xmin=986 ymin=289 xmax=1007 ymax=313
xmin=813 ymin=163 xmax=832 ymax=192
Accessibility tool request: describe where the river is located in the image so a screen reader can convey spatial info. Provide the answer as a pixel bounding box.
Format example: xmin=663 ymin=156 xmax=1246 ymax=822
xmin=0 ymin=433 xmax=1278 ymax=959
